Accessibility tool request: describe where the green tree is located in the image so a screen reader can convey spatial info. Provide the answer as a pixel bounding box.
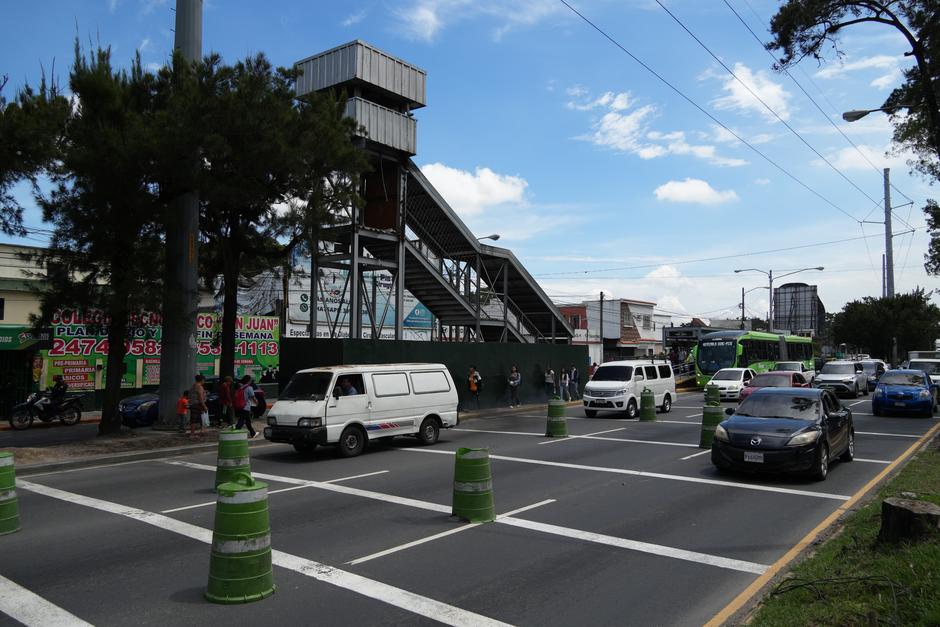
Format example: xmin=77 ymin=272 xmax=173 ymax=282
xmin=925 ymin=199 xmax=940 ymax=275
xmin=831 ymin=289 xmax=940 ymax=360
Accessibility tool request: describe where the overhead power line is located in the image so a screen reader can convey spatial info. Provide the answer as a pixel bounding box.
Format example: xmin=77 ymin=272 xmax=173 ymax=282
xmin=558 ymin=0 xmax=861 ymax=223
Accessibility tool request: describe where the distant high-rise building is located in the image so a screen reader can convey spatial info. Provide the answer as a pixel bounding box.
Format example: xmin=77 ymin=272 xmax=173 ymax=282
xmin=773 ymin=283 xmax=825 ymax=336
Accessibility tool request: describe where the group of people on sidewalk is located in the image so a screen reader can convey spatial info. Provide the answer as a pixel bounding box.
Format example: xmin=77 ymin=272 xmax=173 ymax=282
xmin=177 ymin=374 xmax=260 ymax=441
xmin=542 ymin=366 xmax=581 ymax=401
xmin=463 ymin=363 xmax=584 ymax=410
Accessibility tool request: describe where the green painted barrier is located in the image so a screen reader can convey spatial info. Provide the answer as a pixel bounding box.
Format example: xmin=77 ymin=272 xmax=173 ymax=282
xmin=206 ymin=473 xmax=276 ymax=604
xmin=215 ymin=429 xmax=251 ymax=490
xmin=545 ymin=399 xmax=569 ymax=437
xmin=699 ymin=405 xmax=724 ymax=448
xmin=452 ymin=447 xmax=495 ymax=523
xmin=704 ymin=384 xmax=720 ymax=406
xmin=0 ymin=452 xmax=19 ymax=536
xmin=639 ymin=387 xmax=656 ymax=422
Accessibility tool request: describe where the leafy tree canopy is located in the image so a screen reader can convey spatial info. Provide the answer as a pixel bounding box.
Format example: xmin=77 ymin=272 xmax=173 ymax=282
xmin=831 ymin=288 xmax=940 ymax=359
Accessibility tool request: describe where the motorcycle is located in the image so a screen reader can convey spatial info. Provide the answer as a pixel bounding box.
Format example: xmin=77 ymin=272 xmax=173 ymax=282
xmin=9 ymin=392 xmax=84 ymax=430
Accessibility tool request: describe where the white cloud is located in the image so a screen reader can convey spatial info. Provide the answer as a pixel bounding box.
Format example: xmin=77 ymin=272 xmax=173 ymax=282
xmin=822 ymin=144 xmax=910 ymax=171
xmin=815 ymin=54 xmax=899 ymax=79
xmin=420 ymin=162 xmax=528 ymax=217
xmin=567 ymin=90 xmax=632 ymax=112
xmin=342 ymin=9 xmax=368 ymax=27
xmin=871 ymin=69 xmax=902 ymax=90
xmin=712 ymin=62 xmax=792 ymax=122
xmin=754 ymin=178 xmax=770 ymax=185
xmin=654 ymin=178 xmax=739 ymax=205
xmin=394 ymin=0 xmax=560 ymax=42
xmin=139 ymin=37 xmax=153 ymax=53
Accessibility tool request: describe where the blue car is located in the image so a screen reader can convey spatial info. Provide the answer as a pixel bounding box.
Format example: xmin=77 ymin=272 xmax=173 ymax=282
xmin=872 ymin=370 xmax=938 ymax=417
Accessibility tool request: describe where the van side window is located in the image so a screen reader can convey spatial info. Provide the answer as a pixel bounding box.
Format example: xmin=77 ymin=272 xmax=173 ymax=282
xmin=334 ymin=374 xmax=365 ymax=397
xmin=410 ymin=371 xmax=451 ymax=394
xmin=657 ymin=365 xmax=671 ymax=378
xmin=371 ymin=372 xmax=410 ymax=397
xmin=644 ymin=366 xmax=658 ymax=380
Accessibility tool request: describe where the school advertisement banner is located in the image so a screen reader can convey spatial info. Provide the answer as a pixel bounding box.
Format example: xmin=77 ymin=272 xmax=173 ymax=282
xmin=38 ymin=310 xmax=279 ymax=390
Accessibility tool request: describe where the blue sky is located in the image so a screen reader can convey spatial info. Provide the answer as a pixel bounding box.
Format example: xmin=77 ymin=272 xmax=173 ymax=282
xmin=2 ymin=0 xmax=936 ymax=321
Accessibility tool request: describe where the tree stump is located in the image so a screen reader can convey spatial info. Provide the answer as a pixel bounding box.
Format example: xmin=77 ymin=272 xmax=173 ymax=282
xmin=878 ymin=497 xmax=940 ymax=544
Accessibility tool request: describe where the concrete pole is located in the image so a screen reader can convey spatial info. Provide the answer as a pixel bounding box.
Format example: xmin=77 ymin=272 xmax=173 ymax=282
xmin=740 ymin=286 xmax=745 ymax=330
xmin=598 ymin=291 xmax=604 ymax=359
xmin=157 ymin=0 xmax=202 ymax=429
xmin=884 ymin=168 xmax=895 ymax=298
xmin=768 ymin=270 xmax=774 ymax=332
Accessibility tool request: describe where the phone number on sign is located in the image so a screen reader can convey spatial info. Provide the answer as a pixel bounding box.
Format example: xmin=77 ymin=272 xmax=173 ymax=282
xmin=49 ymin=338 xmax=162 ymax=357
xmin=196 ymin=341 xmax=279 ymax=357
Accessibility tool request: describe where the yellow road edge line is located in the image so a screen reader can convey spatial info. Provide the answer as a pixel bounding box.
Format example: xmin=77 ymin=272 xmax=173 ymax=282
xmin=704 ymin=419 xmax=940 ymax=627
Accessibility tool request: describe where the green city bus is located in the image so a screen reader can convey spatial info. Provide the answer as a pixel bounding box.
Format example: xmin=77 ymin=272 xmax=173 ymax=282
xmin=692 ymin=330 xmax=814 ymax=387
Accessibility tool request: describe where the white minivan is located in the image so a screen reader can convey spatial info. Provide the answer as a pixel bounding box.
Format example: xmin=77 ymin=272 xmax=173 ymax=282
xmin=582 ymin=360 xmax=676 ymax=418
xmin=264 ymin=363 xmax=458 ymax=457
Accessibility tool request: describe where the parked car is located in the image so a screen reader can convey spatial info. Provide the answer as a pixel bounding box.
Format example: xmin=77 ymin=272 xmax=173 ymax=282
xmin=872 ymin=369 xmax=938 ymax=417
xmin=711 ymin=387 xmax=854 ymax=481
xmin=739 ymin=371 xmax=809 ymax=402
xmin=705 ymin=368 xmax=756 ymax=401
xmin=860 ymin=359 xmax=888 ymax=391
xmin=582 ymin=360 xmax=676 ymax=418
xmin=118 ymin=377 xmax=267 ymax=428
xmin=814 ymin=360 xmax=868 ymax=398
xmin=772 ymin=361 xmax=816 ymax=384
xmin=907 ymin=359 xmax=940 ymax=387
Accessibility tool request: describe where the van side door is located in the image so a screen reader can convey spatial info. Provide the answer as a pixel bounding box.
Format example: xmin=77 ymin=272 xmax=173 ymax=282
xmin=368 ymin=371 xmax=416 ymax=436
xmin=642 ymin=365 xmax=661 ymax=403
xmin=325 ymin=373 xmax=371 ymax=439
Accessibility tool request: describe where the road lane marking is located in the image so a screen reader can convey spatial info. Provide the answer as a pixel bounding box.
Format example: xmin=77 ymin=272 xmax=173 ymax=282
xmin=848 ymin=400 xmax=867 ymax=406
xmin=402 ymin=449 xmax=850 ymax=501
xmin=346 ymin=500 xmax=556 ymax=566
xmin=705 ymin=417 xmax=940 ymax=627
xmin=538 ymin=428 xmax=626 ymax=445
xmin=168 ymin=462 xmax=770 ymax=574
xmin=160 ymin=470 xmax=390 ymax=514
xmin=855 ymin=458 xmax=891 ymax=464
xmin=680 ymin=450 xmax=711 ymax=461
xmin=682 ymin=413 xmax=702 ymax=418
xmin=0 ymin=574 xmax=93 ymax=627
xmin=673 ymin=406 xmax=704 ymax=409
xmin=452 ymin=428 xmax=545 ymax=437
xmin=657 ymin=420 xmax=700 ymax=425
xmin=855 ymin=430 xmax=920 ymax=438
xmin=16 ymin=480 xmax=509 ymax=627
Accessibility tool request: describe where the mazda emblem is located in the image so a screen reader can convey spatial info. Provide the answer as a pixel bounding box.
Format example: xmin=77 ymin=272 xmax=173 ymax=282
xmin=750 ymin=436 xmax=762 ymax=446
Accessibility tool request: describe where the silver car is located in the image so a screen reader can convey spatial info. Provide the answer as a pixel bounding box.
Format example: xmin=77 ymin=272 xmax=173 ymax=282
xmin=814 ymin=361 xmax=868 ymax=398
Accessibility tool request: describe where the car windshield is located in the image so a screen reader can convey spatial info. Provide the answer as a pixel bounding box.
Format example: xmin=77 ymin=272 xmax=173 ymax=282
xmin=749 ymin=373 xmax=791 ymax=387
xmin=592 ymin=366 xmax=632 ymax=382
xmin=773 ymin=362 xmax=801 ymax=371
xmin=820 ymin=363 xmax=855 ymax=375
xmin=880 ymin=372 xmax=926 ymax=386
xmin=696 ymin=339 xmax=737 ymax=375
xmin=281 ymin=372 xmax=332 ymax=400
xmin=909 ymin=361 xmax=940 ymax=375
xmin=860 ymin=362 xmax=881 ymax=374
xmin=712 ymin=370 xmax=742 ymax=381
xmin=736 ymin=394 xmax=820 ymax=420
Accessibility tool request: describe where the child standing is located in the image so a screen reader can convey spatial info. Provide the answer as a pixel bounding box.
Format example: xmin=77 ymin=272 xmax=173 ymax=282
xmin=176 ymin=389 xmax=190 ymax=434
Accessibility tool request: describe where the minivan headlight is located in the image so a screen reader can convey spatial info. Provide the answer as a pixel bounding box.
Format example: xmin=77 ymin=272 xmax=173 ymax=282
xmin=714 ymin=424 xmax=729 ymax=442
xmin=267 ymin=416 xmax=277 ymax=425
xmin=786 ymin=430 xmax=820 ymax=446
xmin=298 ymin=417 xmax=322 ymax=428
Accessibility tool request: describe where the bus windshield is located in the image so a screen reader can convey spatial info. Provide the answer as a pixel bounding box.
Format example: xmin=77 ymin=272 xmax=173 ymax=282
xmin=696 ymin=339 xmax=737 ymax=375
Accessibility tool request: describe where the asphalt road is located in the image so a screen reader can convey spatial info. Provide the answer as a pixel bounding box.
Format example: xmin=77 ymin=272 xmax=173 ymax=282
xmin=0 ymin=421 xmax=102 ymax=448
xmin=2 ymin=391 xmax=938 ymax=626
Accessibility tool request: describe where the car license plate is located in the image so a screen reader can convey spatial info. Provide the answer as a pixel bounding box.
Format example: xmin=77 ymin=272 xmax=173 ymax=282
xmin=894 ymin=401 xmax=906 ymax=407
xmin=744 ymin=451 xmax=763 ymax=463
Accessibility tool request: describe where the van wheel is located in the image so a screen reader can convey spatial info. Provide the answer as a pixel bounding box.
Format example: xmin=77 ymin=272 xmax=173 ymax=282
xmin=625 ymin=400 xmax=638 ymax=420
xmin=584 ymin=409 xmax=597 ymax=418
xmin=293 ymin=443 xmax=317 ymax=456
xmin=660 ymin=395 xmax=672 ymax=413
xmin=417 ymin=417 xmax=440 ymax=445
xmin=338 ymin=426 xmax=367 ymax=457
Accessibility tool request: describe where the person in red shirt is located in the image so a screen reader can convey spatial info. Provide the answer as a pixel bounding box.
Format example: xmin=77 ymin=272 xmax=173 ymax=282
xmin=176 ymin=390 xmax=190 ymax=434
xmin=218 ymin=376 xmax=234 ymax=427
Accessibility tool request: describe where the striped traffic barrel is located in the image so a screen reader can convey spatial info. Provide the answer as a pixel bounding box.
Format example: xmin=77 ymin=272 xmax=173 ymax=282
xmin=699 ymin=405 xmax=725 ymax=448
xmin=215 ymin=429 xmax=251 ymax=489
xmin=545 ymin=399 xmax=569 ymax=437
xmin=639 ymin=387 xmax=657 ymax=421
xmin=452 ymin=447 xmax=495 ymax=523
xmin=206 ymin=473 xmax=276 ymax=604
xmin=0 ymin=452 xmax=19 ymax=536
xmin=704 ymin=384 xmax=720 ymax=406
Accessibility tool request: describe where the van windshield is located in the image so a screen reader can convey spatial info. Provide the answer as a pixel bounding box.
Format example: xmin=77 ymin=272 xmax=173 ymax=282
xmin=281 ymin=372 xmax=332 ymax=400
xmin=592 ymin=366 xmax=632 ymax=382
xmin=821 ymin=363 xmax=855 ymax=375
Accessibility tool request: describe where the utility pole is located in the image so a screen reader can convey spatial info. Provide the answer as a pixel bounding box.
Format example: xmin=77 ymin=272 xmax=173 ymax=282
xmin=157 ymin=0 xmax=203 ymax=429
xmin=882 ymin=254 xmax=886 ymax=299
xmin=884 ymin=168 xmax=895 ymax=298
xmin=598 ymin=291 xmax=604 ymax=362
xmin=768 ymin=270 xmax=774 ymax=332
xmin=740 ymin=287 xmax=745 ymax=330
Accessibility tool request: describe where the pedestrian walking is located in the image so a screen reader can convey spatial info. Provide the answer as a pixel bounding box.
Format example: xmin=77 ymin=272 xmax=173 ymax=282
xmin=176 ymin=389 xmax=190 ymax=434
xmin=218 ymin=376 xmax=234 ymax=427
xmin=560 ymin=369 xmax=571 ymax=401
xmin=543 ymin=368 xmax=555 ymax=398
xmin=569 ymin=364 xmax=580 ymax=400
xmin=589 ymin=362 xmax=598 ymax=379
xmin=234 ymin=375 xmax=258 ymax=438
xmin=467 ymin=366 xmax=482 ymax=410
xmin=189 ymin=374 xmax=207 ymax=440
xmin=508 ymin=366 xmax=521 ymax=407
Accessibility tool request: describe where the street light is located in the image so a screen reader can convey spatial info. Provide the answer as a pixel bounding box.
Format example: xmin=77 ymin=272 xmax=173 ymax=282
xmin=733 ymin=267 xmax=824 ymax=331
xmin=739 ymin=285 xmax=769 ymax=330
xmin=477 ymin=233 xmax=500 ymax=242
xmin=842 ymin=104 xmax=917 ymax=123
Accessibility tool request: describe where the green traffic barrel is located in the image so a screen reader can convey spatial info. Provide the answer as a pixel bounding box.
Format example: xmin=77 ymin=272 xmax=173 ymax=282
xmin=545 ymin=399 xmax=569 ymax=437
xmin=639 ymin=387 xmax=657 ymax=422
xmin=206 ymin=473 xmax=276 ymax=604
xmin=215 ymin=429 xmax=251 ymax=489
xmin=0 ymin=452 xmax=19 ymax=536
xmin=704 ymin=384 xmax=720 ymax=406
xmin=452 ymin=447 xmax=495 ymax=523
xmin=699 ymin=405 xmax=725 ymax=448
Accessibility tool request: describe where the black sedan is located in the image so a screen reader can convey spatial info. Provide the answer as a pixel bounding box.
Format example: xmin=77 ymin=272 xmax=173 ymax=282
xmin=711 ymin=387 xmax=854 ymax=481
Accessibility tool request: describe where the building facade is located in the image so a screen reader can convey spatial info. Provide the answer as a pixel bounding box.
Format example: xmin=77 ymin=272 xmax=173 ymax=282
xmin=772 ymin=283 xmax=826 ymax=336
xmin=563 ymin=298 xmax=666 ymax=364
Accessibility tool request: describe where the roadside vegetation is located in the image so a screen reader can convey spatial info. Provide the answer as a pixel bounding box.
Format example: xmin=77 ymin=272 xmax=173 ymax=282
xmin=751 ymin=438 xmax=940 ymax=626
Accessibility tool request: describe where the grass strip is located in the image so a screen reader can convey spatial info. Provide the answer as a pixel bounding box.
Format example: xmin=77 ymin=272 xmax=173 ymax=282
xmin=750 ymin=442 xmax=940 ymax=626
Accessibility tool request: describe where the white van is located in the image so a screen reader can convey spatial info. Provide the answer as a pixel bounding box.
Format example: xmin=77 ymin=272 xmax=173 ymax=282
xmin=264 ymin=363 xmax=458 ymax=457
xmin=582 ymin=360 xmax=676 ymax=418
